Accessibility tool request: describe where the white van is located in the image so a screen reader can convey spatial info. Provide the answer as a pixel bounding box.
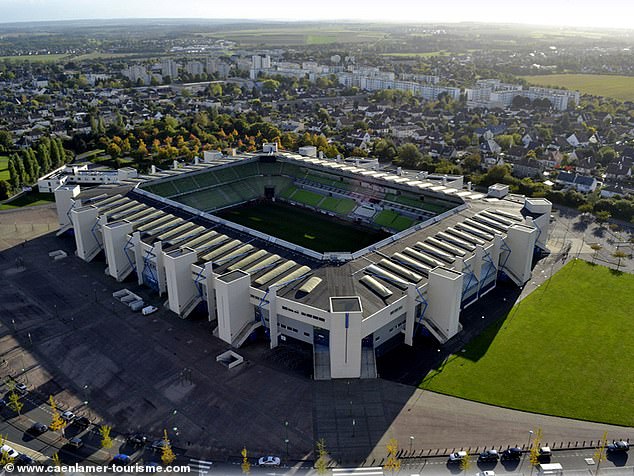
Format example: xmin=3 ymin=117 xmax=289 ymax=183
xmin=538 ymin=463 xmax=563 ymax=475
xmin=142 ymin=305 xmax=158 ymax=315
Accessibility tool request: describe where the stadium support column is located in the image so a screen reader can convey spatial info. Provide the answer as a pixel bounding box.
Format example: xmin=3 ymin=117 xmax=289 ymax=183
xmin=154 ymin=241 xmax=167 ymax=295
xmin=102 ymin=221 xmax=133 ymax=281
xmin=53 ymin=185 xmax=80 ymax=230
xmin=163 ymin=248 xmax=199 ymax=318
xmin=204 ymin=262 xmax=217 ymax=323
xmin=70 ymin=205 xmax=102 ymax=262
xmin=214 ymin=270 xmax=253 ymax=346
xmin=502 ymin=224 xmax=538 ymax=286
xmin=404 ymin=284 xmax=417 ymax=346
xmin=426 ymin=267 xmax=463 ymax=342
xmin=329 ymin=304 xmax=363 ymax=379
xmin=269 ymin=287 xmax=279 ymax=349
xmin=131 ymin=232 xmax=144 ymax=283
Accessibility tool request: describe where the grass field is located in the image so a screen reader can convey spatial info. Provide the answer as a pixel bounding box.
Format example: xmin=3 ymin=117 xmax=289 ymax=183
xmin=319 ymin=196 xmax=357 ymax=215
xmin=373 ymin=209 xmax=415 ymax=231
xmin=0 ymin=156 xmax=8 ymax=181
xmin=0 ymin=190 xmax=54 ymax=210
xmin=202 ymin=28 xmax=386 ymax=46
xmin=0 ymin=54 xmax=69 ymax=63
xmin=420 ymin=260 xmax=634 ymax=426
xmin=217 ymin=201 xmax=389 ymax=253
xmin=291 ymin=189 xmax=324 ymax=207
xmin=520 ymin=74 xmax=634 ymax=102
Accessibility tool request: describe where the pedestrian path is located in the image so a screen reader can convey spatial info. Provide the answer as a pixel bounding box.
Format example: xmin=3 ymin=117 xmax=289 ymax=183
xmin=332 ymin=467 xmax=384 ymax=476
xmin=188 ymin=458 xmax=213 ymax=474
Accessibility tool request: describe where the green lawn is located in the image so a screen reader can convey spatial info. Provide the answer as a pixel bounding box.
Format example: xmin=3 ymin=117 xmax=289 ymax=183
xmin=420 ymin=260 xmax=634 ymax=426
xmin=520 ymin=74 xmax=634 ymax=102
xmin=0 ymin=156 xmax=8 ymax=181
xmin=320 ymin=196 xmax=357 ymax=215
xmin=0 ymin=54 xmax=69 ymax=63
xmin=217 ymin=202 xmax=389 ymax=253
xmin=0 ymin=190 xmax=54 ymax=210
xmin=291 ymin=189 xmax=324 ymax=207
xmin=374 ymin=209 xmax=399 ymax=227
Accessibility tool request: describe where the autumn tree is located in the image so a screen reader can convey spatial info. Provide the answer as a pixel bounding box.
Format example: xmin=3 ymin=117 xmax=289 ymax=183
xmin=241 ymin=447 xmax=251 ymax=475
xmin=100 ymin=425 xmax=113 ymax=449
xmin=612 ymin=250 xmax=628 ymax=271
xmin=48 ymin=395 xmax=66 ymax=431
xmin=161 ymin=429 xmax=176 ymax=466
xmin=459 ymin=451 xmax=472 ymax=474
xmin=314 ymin=439 xmax=329 ymax=474
xmin=594 ymin=432 xmax=608 ymax=476
xmin=384 ymin=438 xmax=401 ymax=474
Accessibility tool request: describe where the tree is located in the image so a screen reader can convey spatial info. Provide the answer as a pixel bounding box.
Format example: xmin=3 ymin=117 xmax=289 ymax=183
xmin=384 ymin=438 xmax=401 ymax=474
xmin=612 ymin=250 xmax=628 ymax=271
xmin=314 ymin=439 xmax=329 ymax=475
xmin=7 ymin=157 xmax=19 ymax=190
xmin=161 ymin=429 xmax=176 ymax=466
xmin=0 ymin=180 xmax=9 ymax=200
xmin=396 ymin=143 xmax=422 ymax=168
xmin=48 ymin=395 xmax=66 ymax=431
xmin=595 ymin=211 xmax=611 ymax=227
xmin=590 ymin=243 xmax=602 ymax=264
xmin=529 ymin=428 xmax=543 ymax=470
xmin=594 ymin=432 xmax=608 ymax=475
xmin=459 ymin=452 xmax=472 ymax=474
xmin=578 ymin=203 xmax=594 ymax=214
xmin=7 ymin=390 xmax=23 ymax=415
xmin=241 ymin=447 xmax=251 ymax=475
xmin=0 ymin=436 xmax=15 ymax=466
xmin=51 ymin=452 xmax=63 ymax=476
xmin=100 ymin=425 xmax=113 ymax=449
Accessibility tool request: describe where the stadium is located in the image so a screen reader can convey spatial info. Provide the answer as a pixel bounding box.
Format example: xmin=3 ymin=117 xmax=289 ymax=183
xmin=53 ymin=145 xmax=552 ymax=379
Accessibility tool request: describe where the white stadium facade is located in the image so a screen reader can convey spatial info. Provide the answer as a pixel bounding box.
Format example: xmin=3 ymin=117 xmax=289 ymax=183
xmin=52 ymin=147 xmax=552 ymax=380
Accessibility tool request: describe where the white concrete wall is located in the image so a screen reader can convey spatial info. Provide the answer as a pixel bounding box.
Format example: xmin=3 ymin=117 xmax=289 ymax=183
xmin=70 ymin=205 xmax=102 ymax=261
xmin=215 ymin=270 xmax=254 ymax=344
xmin=102 ymin=221 xmax=134 ymax=281
xmin=503 ymin=224 xmax=538 ymax=285
xmin=163 ymin=248 xmax=199 ymax=316
xmin=426 ymin=267 xmax=463 ymax=340
xmin=329 ymin=310 xmax=363 ymax=379
xmin=53 ymin=185 xmax=80 ymax=228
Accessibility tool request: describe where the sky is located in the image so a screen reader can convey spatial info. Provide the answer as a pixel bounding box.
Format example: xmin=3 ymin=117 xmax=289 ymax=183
xmin=1 ymin=0 xmax=634 ymax=29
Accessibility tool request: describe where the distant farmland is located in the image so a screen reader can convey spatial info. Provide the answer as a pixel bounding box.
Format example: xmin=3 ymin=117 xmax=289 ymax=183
xmin=520 ymin=74 xmax=634 ymax=102
xmin=201 ymin=28 xmax=387 ymax=46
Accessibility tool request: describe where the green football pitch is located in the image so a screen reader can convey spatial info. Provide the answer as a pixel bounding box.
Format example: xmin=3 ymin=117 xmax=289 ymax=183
xmin=217 ymin=201 xmax=390 ymax=253
xmin=420 ymin=260 xmax=634 ymax=426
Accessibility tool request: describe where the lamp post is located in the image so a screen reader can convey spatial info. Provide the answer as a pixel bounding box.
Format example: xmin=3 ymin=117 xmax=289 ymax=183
xmin=285 ymin=420 xmax=288 ymax=441
xmin=352 ymin=419 xmax=356 ymax=438
xmin=409 ymin=435 xmax=415 ymax=455
xmin=525 ymin=430 xmax=534 ymax=464
xmin=284 ymin=438 xmax=289 ymax=457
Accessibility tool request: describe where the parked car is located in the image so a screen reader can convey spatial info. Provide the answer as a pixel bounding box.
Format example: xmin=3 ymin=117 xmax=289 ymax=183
xmin=112 ymin=454 xmax=131 ymax=466
xmin=67 ymin=437 xmax=83 ymax=449
xmin=15 ymin=453 xmax=35 ymax=465
xmin=61 ymin=410 xmax=75 ymax=422
xmin=501 ymin=447 xmax=523 ymax=460
xmin=28 ymin=422 xmax=48 ymax=435
xmin=478 ymin=449 xmax=499 ymax=462
xmin=151 ymin=440 xmax=169 ymax=451
xmin=258 ymin=456 xmax=281 ymax=467
xmin=0 ymin=444 xmax=19 ymax=459
xmin=142 ymin=305 xmax=158 ymax=316
xmin=14 ymin=382 xmax=28 ymax=395
xmin=539 ymin=447 xmax=552 ymax=460
xmin=127 ymin=433 xmax=148 ymax=447
xmin=448 ymin=451 xmax=468 ymax=462
xmin=72 ymin=416 xmax=90 ymax=430
xmin=478 ymin=471 xmax=495 ymax=476
xmin=607 ymin=441 xmax=629 ymax=453
xmin=0 ymin=398 xmax=6 ymax=409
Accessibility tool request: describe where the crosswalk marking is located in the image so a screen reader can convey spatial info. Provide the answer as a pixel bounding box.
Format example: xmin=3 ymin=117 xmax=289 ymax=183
xmin=332 ymin=468 xmax=384 ymax=476
xmin=189 ymin=458 xmax=213 ymax=474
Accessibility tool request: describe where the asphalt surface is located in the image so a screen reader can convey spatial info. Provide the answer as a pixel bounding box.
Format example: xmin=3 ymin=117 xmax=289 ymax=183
xmin=0 ymin=205 xmax=632 ymax=470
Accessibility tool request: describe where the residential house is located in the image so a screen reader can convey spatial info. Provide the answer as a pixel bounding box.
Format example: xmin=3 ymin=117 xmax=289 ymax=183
xmin=556 ymin=171 xmax=598 ymax=193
